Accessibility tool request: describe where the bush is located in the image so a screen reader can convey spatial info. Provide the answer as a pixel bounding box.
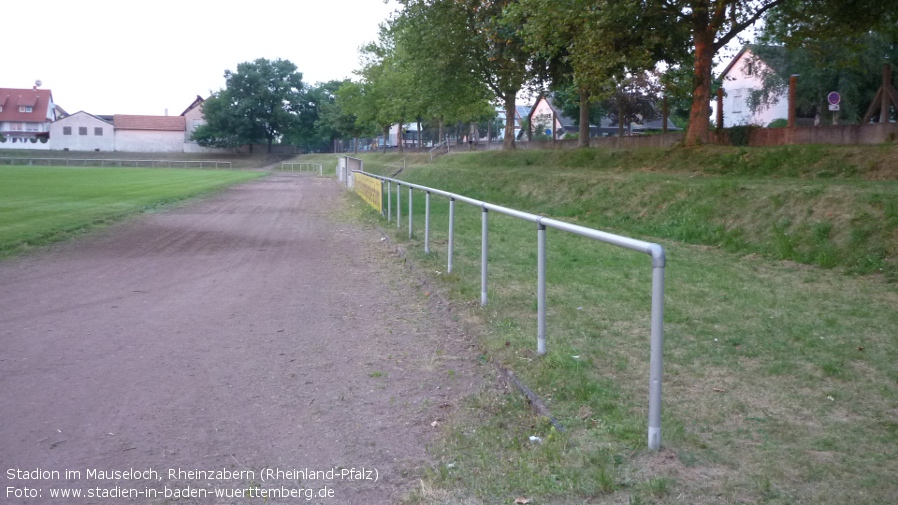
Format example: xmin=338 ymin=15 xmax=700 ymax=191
xmin=768 ymin=118 xmax=789 ymax=128
xmin=726 ymin=125 xmax=756 ymax=146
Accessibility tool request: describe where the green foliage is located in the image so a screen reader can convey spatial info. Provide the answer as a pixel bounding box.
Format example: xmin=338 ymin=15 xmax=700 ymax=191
xmin=768 ymin=118 xmax=789 ymax=128
xmin=193 ymin=58 xmax=306 ymax=152
xmin=726 ymin=125 xmax=756 ymax=146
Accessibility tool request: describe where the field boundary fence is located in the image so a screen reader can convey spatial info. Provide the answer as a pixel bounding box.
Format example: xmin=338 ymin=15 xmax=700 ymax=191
xmin=0 ymin=158 xmax=233 ymax=169
xmin=279 ymin=162 xmax=323 ymax=175
xmin=349 ymin=168 xmax=667 ymax=451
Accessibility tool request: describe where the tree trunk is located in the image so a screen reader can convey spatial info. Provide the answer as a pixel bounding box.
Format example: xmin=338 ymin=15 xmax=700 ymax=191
xmin=398 ymin=119 xmax=404 ymax=153
xmin=503 ymin=95 xmax=516 ymax=150
xmin=417 ymin=118 xmax=422 ymax=151
xmin=579 ymin=88 xmax=590 ymax=148
xmin=382 ymin=125 xmax=389 ymax=154
xmin=354 ymin=136 xmax=359 ymax=154
xmin=438 ymin=117 xmax=444 ymax=147
xmin=685 ymin=26 xmax=715 ymax=145
xmin=267 ymin=137 xmax=273 ymax=154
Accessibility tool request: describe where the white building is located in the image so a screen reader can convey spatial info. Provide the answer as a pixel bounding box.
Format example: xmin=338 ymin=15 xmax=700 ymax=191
xmin=711 ymin=46 xmax=789 ymax=127
xmin=49 ymin=111 xmax=115 ymax=151
xmin=0 ymin=86 xmax=56 ymax=149
xmin=113 ymin=115 xmax=187 ymax=153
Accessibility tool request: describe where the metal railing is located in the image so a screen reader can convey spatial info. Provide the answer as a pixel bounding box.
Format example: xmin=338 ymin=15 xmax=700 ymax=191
xmin=0 ymin=157 xmax=232 ymax=169
xmin=428 ymin=140 xmax=449 ymax=162
xmin=280 ymin=162 xmax=323 ymax=175
xmin=357 ymin=169 xmax=666 ymax=451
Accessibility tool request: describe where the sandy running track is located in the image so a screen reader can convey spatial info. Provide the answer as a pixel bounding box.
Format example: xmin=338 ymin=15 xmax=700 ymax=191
xmin=0 ymin=173 xmax=480 ymax=504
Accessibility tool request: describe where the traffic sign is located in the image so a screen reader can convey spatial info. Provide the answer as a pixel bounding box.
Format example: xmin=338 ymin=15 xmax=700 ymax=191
xmin=827 ymin=91 xmax=841 ymax=105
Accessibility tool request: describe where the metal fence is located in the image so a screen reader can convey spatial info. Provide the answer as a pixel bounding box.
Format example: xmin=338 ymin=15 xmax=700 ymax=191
xmin=0 ymin=158 xmax=233 ymax=169
xmin=279 ymin=162 xmax=323 ymax=175
xmin=354 ymin=169 xmax=667 ymax=451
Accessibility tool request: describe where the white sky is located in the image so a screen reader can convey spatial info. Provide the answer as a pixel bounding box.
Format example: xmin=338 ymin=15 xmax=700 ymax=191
xmin=4 ymin=0 xmax=400 ymax=116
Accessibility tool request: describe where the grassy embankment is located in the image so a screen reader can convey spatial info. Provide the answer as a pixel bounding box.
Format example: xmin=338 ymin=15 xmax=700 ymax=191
xmin=302 ymin=145 xmax=898 ymax=505
xmin=0 ymin=166 xmax=264 ymax=258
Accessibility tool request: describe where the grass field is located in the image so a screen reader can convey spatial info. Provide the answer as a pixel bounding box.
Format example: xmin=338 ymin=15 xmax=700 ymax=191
xmin=0 ymin=166 xmax=264 ymax=258
xmin=313 ymin=146 xmax=898 ymax=504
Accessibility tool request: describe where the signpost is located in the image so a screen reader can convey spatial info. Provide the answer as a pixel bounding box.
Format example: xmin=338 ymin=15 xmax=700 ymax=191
xmin=828 ymin=92 xmax=841 ymax=124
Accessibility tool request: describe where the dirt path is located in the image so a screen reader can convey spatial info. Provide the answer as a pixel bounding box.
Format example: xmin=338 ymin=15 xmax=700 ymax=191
xmin=0 ymin=173 xmax=481 ymax=504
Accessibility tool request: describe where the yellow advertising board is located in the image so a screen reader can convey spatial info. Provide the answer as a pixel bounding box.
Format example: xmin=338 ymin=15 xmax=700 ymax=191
xmin=353 ymin=172 xmax=383 ymax=213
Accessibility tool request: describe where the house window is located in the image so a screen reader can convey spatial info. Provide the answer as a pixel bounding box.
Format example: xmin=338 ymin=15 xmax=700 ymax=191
xmin=11 ymin=123 xmax=24 ymax=131
xmin=79 ymin=127 xmax=88 ymax=135
xmin=19 ymin=106 xmax=33 ymax=113
xmin=63 ymin=126 xmax=72 ymax=135
xmin=732 ymin=90 xmax=743 ymax=114
xmin=0 ymin=105 xmax=3 ymax=112
xmin=94 ymin=127 xmax=103 ymax=136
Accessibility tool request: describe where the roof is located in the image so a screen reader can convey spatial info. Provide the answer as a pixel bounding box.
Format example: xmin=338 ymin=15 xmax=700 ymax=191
xmin=54 ymin=110 xmax=113 ymax=126
xmin=0 ymin=87 xmax=54 ymax=123
xmin=718 ymin=45 xmax=788 ymax=81
xmin=180 ymin=95 xmax=205 ymax=116
xmin=113 ymin=115 xmax=186 ymax=131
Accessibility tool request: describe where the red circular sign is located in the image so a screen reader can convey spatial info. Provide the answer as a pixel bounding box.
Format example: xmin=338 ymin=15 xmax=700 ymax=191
xmin=828 ymin=92 xmax=841 ymax=105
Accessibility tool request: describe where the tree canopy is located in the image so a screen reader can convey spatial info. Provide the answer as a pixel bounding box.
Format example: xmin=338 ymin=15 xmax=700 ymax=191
xmin=192 ymin=58 xmax=306 ymax=153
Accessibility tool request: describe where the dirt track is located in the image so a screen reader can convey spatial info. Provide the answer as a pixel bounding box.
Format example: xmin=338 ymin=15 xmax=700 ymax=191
xmin=0 ymin=173 xmax=480 ymax=504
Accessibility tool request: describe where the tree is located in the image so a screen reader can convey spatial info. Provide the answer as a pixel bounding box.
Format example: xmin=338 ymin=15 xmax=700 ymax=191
xmin=287 ymin=80 xmax=346 ymax=153
xmin=516 ymin=0 xmax=687 ymax=147
xmin=192 ymin=58 xmax=305 ymax=153
xmin=329 ymin=81 xmax=380 ymax=153
xmin=397 ymin=0 xmax=538 ymax=150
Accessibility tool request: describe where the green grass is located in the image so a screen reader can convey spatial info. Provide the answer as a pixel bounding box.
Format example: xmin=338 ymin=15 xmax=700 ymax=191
xmin=312 ymin=146 xmax=898 ymax=504
xmin=0 ymin=166 xmax=263 ymax=257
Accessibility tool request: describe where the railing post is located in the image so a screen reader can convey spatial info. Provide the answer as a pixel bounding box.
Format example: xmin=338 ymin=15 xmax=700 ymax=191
xmin=397 ymin=183 xmax=401 ymax=229
xmin=481 ymin=206 xmax=488 ymax=306
xmin=387 ymin=181 xmax=392 ymax=222
xmin=448 ymin=198 xmax=455 ymax=273
xmin=425 ymin=192 xmax=431 ymax=253
xmin=408 ymin=187 xmax=413 ymax=239
xmin=537 ymin=220 xmax=547 ymax=355
xmin=648 ymin=245 xmax=666 ymax=451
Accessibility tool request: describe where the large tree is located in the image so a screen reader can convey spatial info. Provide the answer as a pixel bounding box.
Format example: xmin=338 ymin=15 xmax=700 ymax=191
xmin=192 ymin=58 xmax=305 ymax=153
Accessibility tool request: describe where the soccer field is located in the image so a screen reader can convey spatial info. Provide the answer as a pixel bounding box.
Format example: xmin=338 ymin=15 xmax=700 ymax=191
xmin=0 ymin=166 xmax=264 ymax=257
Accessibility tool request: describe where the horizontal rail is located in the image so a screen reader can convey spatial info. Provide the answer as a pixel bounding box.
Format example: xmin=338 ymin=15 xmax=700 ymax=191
xmin=352 ymin=169 xmax=666 ymax=451
xmin=280 ymin=162 xmax=323 ymax=175
xmin=0 ymin=157 xmax=233 ymax=169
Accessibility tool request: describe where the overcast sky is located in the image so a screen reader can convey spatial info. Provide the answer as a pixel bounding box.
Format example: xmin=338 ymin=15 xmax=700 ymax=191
xmin=5 ymin=0 xmax=400 ymax=116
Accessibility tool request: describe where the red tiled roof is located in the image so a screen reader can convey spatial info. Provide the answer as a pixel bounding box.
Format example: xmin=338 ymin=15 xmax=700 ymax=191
xmin=0 ymin=88 xmax=53 ymax=123
xmin=113 ymin=115 xmax=186 ymax=131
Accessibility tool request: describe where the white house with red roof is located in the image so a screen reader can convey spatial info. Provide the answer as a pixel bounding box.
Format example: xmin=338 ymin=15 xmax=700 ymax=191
xmin=0 ymin=86 xmax=57 ymax=149
xmin=710 ymin=46 xmax=790 ymax=127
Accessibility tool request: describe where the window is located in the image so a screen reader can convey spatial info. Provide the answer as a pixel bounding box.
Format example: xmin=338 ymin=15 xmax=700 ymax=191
xmin=63 ymin=126 xmax=72 ymax=135
xmin=732 ymin=90 xmax=743 ymax=114
xmin=94 ymin=127 xmax=103 ymax=136
xmin=19 ymin=106 xmax=33 ymax=113
xmin=0 ymin=106 xmax=3 ymax=112
xmin=11 ymin=123 xmax=24 ymax=131
xmin=79 ymin=127 xmax=88 ymax=135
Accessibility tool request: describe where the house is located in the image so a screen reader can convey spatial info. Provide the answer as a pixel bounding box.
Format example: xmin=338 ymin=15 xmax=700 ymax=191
xmin=0 ymin=86 xmax=56 ymax=149
xmin=113 ymin=114 xmax=186 ymax=152
xmin=522 ymin=95 xmax=679 ymax=139
xmin=710 ymin=46 xmax=789 ymax=127
xmin=180 ymin=95 xmax=209 ymax=153
xmin=49 ymin=111 xmax=115 ymax=151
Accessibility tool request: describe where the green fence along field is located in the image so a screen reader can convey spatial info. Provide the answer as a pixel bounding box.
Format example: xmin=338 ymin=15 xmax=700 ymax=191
xmin=0 ymin=166 xmax=263 ymax=258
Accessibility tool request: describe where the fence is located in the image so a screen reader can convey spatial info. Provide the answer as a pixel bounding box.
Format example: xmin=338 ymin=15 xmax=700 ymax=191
xmin=279 ymin=162 xmax=323 ymax=175
xmin=336 ymin=156 xmax=363 ymax=188
xmin=0 ymin=157 xmax=233 ymax=169
xmin=351 ymin=169 xmax=667 ymax=451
